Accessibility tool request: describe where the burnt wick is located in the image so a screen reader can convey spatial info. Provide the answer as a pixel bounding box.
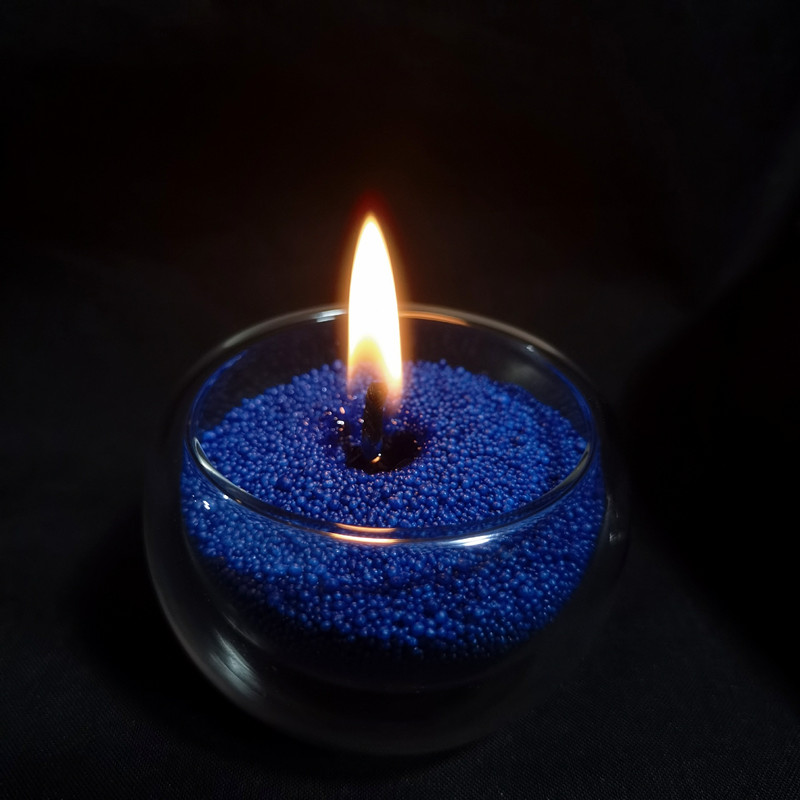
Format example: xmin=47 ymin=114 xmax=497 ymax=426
xmin=361 ymin=381 xmax=388 ymax=462
xmin=343 ymin=381 xmax=422 ymax=474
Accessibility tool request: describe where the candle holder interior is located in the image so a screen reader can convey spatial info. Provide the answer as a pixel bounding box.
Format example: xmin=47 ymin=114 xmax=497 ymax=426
xmin=143 ymin=305 xmax=629 ymax=756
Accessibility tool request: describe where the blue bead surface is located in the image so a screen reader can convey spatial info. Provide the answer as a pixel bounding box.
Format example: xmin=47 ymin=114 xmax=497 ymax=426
xmin=180 ymin=359 xmax=606 ymax=679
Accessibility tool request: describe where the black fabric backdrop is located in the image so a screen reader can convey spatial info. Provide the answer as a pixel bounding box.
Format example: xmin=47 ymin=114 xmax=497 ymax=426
xmin=2 ymin=2 xmax=799 ymax=798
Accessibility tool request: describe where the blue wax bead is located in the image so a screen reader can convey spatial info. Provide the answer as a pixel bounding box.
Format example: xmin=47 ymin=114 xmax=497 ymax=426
xmin=180 ymin=359 xmax=606 ymax=678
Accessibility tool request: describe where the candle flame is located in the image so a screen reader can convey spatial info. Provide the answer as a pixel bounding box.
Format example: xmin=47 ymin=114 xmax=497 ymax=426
xmin=347 ymin=215 xmax=402 ymax=394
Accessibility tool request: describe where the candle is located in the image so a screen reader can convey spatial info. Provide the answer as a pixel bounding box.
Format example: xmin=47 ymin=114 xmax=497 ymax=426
xmin=144 ymin=214 xmax=629 ymax=756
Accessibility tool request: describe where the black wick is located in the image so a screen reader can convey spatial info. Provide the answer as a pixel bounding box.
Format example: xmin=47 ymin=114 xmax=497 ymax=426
xmin=360 ymin=380 xmax=387 ymax=463
xmin=342 ymin=380 xmax=421 ymax=473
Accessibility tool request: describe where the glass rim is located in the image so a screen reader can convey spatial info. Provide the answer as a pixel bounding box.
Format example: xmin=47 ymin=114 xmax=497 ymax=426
xmin=183 ymin=304 xmax=602 ymax=545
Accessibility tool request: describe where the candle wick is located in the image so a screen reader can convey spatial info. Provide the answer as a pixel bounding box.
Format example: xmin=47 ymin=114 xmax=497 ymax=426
xmin=361 ymin=381 xmax=387 ymax=463
xmin=342 ymin=381 xmax=420 ymax=473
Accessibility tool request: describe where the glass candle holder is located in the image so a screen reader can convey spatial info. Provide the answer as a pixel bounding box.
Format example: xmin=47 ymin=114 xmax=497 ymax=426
xmin=143 ymin=305 xmax=629 ymax=756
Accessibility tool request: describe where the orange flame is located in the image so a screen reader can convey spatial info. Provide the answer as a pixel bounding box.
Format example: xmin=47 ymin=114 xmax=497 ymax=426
xmin=347 ymin=215 xmax=402 ymax=395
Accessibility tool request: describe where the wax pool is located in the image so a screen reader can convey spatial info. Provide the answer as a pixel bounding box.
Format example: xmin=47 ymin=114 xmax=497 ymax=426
xmin=181 ymin=358 xmax=605 ymax=686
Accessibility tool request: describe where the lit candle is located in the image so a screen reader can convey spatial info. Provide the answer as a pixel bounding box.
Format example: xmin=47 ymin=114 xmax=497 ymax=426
xmin=145 ymin=213 xmax=629 ymax=756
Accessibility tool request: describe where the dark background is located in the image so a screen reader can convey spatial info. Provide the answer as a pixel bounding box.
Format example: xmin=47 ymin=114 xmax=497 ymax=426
xmin=2 ymin=2 xmax=799 ymax=797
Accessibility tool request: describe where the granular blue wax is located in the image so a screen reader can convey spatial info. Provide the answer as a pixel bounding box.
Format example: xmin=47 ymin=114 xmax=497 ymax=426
xmin=181 ymin=359 xmax=606 ymax=678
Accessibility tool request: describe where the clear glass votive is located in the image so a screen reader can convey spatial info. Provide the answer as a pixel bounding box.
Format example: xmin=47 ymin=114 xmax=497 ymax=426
xmin=143 ymin=305 xmax=629 ymax=756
